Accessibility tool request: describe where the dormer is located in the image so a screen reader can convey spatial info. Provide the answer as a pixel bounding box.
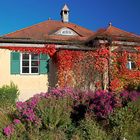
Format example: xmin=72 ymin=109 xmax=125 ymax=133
xmin=60 ymin=4 xmax=69 ymax=22
xmin=54 ymin=27 xmax=78 ymax=36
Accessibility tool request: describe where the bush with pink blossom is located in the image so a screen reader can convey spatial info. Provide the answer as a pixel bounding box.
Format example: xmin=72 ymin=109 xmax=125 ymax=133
xmin=0 ymin=87 xmax=140 ymax=139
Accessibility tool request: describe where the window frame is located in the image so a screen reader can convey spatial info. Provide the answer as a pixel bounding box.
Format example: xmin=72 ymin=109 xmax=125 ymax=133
xmin=126 ymin=60 xmax=136 ymax=70
xmin=54 ymin=27 xmax=78 ymax=36
xmin=20 ymin=53 xmax=40 ymax=75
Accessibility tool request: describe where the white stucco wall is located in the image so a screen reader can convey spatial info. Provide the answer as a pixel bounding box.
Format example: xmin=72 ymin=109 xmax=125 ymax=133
xmin=0 ymin=49 xmax=49 ymax=101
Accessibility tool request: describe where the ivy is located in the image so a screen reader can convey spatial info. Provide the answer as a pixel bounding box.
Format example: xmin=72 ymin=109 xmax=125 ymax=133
xmin=0 ymin=44 xmax=56 ymax=57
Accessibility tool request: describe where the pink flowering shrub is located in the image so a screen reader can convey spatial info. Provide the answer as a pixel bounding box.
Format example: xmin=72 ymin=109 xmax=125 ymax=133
xmin=3 ymin=124 xmax=14 ymax=137
xmin=15 ymin=96 xmax=41 ymax=126
xmin=88 ymin=90 xmax=120 ymax=118
xmin=120 ymin=90 xmax=140 ymax=106
xmin=15 ymin=88 xmax=140 ymax=124
xmin=1 ymin=87 xmax=140 ymax=139
xmin=13 ymin=119 xmax=21 ymax=125
xmin=2 ymin=117 xmax=27 ymax=139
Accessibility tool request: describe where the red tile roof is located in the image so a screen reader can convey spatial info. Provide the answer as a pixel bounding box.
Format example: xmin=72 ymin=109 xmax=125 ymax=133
xmin=4 ymin=20 xmax=94 ymax=42
xmin=87 ymin=25 xmax=140 ymax=42
xmin=4 ymin=20 xmax=140 ymax=44
xmin=102 ymin=25 xmax=140 ymax=38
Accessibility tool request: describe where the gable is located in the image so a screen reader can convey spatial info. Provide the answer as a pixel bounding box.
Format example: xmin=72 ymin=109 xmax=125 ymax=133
xmin=53 ymin=27 xmax=79 ymax=36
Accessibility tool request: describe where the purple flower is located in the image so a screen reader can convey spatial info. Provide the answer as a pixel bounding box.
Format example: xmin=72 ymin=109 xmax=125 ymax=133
xmin=88 ymin=90 xmax=117 ymax=118
xmin=3 ymin=124 xmax=14 ymax=137
xmin=16 ymin=101 xmax=27 ymax=111
xmin=120 ymin=90 xmax=140 ymax=105
xmin=13 ymin=119 xmax=21 ymax=125
xmin=27 ymin=96 xmax=40 ymax=108
xmin=129 ymin=91 xmax=140 ymax=101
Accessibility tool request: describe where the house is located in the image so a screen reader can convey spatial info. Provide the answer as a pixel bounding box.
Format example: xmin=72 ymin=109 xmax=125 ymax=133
xmin=0 ymin=4 xmax=140 ymax=100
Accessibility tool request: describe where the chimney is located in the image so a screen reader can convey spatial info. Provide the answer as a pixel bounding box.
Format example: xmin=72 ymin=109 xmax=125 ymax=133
xmin=60 ymin=4 xmax=69 ymax=22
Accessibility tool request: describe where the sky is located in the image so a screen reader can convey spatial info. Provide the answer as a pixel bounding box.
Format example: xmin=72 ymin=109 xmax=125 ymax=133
xmin=0 ymin=0 xmax=140 ymax=36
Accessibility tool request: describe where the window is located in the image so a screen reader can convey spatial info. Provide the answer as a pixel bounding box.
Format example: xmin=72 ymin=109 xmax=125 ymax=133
xmin=11 ymin=52 xmax=49 ymax=75
xmin=61 ymin=30 xmax=72 ymax=35
xmin=126 ymin=61 xmax=136 ymax=70
xmin=21 ymin=53 xmax=39 ymax=74
xmin=126 ymin=55 xmax=136 ymax=70
xmin=54 ymin=27 xmax=78 ymax=36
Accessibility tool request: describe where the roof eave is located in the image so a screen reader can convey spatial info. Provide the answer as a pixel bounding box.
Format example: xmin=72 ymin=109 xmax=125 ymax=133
xmin=86 ymin=35 xmax=140 ymax=44
xmin=0 ymin=38 xmax=85 ymax=45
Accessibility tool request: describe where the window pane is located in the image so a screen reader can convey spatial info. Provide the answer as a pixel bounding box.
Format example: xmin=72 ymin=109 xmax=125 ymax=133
xmin=126 ymin=63 xmax=130 ymax=69
xmin=131 ymin=62 xmax=136 ymax=69
xmin=22 ymin=61 xmax=29 ymax=66
xmin=22 ymin=67 xmax=29 ymax=73
xmin=22 ymin=54 xmax=29 ymax=60
xmin=31 ymin=67 xmax=38 ymax=73
xmin=126 ymin=61 xmax=136 ymax=70
xmin=31 ymin=54 xmax=39 ymax=60
xmin=31 ymin=61 xmax=39 ymax=66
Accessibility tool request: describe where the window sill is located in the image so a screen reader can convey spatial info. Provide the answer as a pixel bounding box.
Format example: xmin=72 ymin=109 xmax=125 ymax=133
xmin=20 ymin=73 xmax=40 ymax=75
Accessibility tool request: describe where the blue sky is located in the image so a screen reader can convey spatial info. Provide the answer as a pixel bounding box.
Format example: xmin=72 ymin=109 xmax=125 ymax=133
xmin=0 ymin=0 xmax=140 ymax=36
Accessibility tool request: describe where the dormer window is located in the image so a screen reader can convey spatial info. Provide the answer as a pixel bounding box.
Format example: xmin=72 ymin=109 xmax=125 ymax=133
xmin=54 ymin=27 xmax=78 ymax=36
xmin=62 ymin=30 xmax=72 ymax=35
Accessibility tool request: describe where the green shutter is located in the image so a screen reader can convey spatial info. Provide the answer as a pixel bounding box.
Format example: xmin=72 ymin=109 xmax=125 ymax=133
xmin=40 ymin=54 xmax=50 ymax=74
xmin=11 ymin=52 xmax=20 ymax=74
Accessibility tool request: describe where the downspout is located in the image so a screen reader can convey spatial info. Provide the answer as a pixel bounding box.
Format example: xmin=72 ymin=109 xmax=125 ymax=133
xmin=107 ymin=37 xmax=113 ymax=91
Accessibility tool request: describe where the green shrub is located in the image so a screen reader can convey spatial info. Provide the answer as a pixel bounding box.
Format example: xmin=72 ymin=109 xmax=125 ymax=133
xmin=0 ymin=83 xmax=19 ymax=111
xmin=72 ymin=115 xmax=110 ymax=140
xmin=9 ymin=122 xmax=28 ymax=140
xmin=0 ymin=111 xmax=11 ymax=130
xmin=109 ymin=103 xmax=140 ymax=140
xmin=126 ymin=82 xmax=140 ymax=91
xmin=0 ymin=111 xmax=11 ymax=140
xmin=0 ymin=131 xmax=6 ymax=140
xmin=36 ymin=96 xmax=72 ymax=131
xmin=39 ymin=129 xmax=66 ymax=140
xmin=2 ymin=87 xmax=140 ymax=139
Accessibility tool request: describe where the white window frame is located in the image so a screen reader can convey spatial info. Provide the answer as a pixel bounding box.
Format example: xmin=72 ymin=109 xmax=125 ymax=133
xmin=126 ymin=61 xmax=135 ymax=70
xmin=54 ymin=27 xmax=78 ymax=36
xmin=127 ymin=61 xmax=132 ymax=70
xmin=20 ymin=53 xmax=39 ymax=74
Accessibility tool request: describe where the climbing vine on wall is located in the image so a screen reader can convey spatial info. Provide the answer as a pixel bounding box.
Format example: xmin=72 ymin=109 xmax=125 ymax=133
xmin=0 ymin=44 xmax=56 ymax=57
xmin=55 ymin=45 xmax=140 ymax=92
xmin=110 ymin=49 xmax=140 ymax=91
xmin=1 ymin=43 xmax=140 ymax=92
xmin=55 ymin=46 xmax=110 ymax=90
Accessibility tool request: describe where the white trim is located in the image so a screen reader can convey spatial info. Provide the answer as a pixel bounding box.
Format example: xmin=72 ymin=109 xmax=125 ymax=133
xmin=127 ymin=61 xmax=136 ymax=70
xmin=54 ymin=27 xmax=78 ymax=36
xmin=0 ymin=43 xmax=45 ymax=47
xmin=20 ymin=53 xmax=22 ymax=74
xmin=20 ymin=53 xmax=39 ymax=74
xmin=29 ymin=54 xmax=31 ymax=74
xmin=127 ymin=61 xmax=132 ymax=70
xmin=56 ymin=45 xmax=79 ymax=48
xmin=113 ymin=41 xmax=140 ymax=46
xmin=99 ymin=40 xmax=140 ymax=46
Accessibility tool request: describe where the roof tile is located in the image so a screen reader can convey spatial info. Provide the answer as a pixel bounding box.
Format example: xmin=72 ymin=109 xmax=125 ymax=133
xmin=5 ymin=20 xmax=94 ymax=42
